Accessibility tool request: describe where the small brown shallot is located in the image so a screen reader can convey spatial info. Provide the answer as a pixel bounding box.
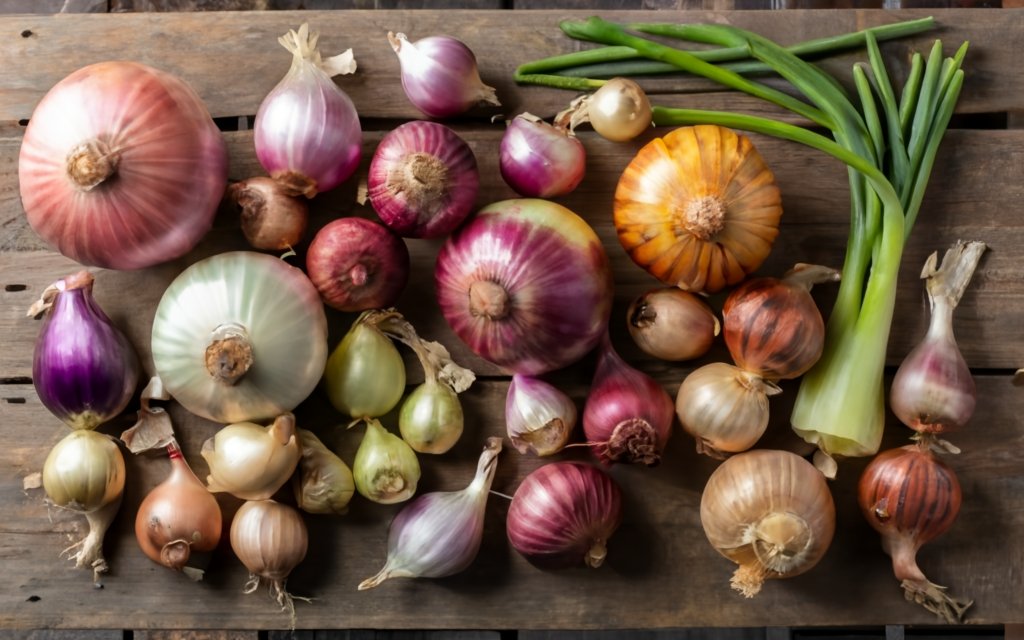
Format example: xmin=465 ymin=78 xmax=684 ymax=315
xmin=229 ymin=177 xmax=309 ymax=251
xmin=700 ymin=449 xmax=835 ymax=597
xmin=627 ymin=288 xmax=720 ymax=361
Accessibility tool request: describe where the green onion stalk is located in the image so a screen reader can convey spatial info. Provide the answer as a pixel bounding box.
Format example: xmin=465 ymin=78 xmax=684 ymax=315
xmin=515 ymin=17 xmax=965 ymax=476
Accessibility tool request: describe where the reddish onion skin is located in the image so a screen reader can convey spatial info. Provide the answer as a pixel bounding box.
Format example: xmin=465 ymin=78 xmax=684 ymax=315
xmin=19 ymin=62 xmax=228 ymax=270
xmin=368 ymin=121 xmax=479 ymax=239
xmin=722 ymin=265 xmax=837 ymax=380
xmin=499 ymin=114 xmax=585 ymax=198
xmin=507 ymin=461 xmax=623 ymax=570
xmin=33 ymin=271 xmax=140 ymax=430
xmin=306 ymin=218 xmax=410 ymax=312
xmin=583 ymin=335 xmax=674 ymax=466
xmin=435 ymin=199 xmax=613 ymax=375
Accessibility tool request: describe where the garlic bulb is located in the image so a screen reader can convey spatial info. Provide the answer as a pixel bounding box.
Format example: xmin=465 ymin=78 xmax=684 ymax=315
xmin=151 ymin=251 xmax=328 ymax=424
xmin=700 ymin=449 xmax=835 ymax=597
xmin=202 ymin=413 xmax=301 ymax=501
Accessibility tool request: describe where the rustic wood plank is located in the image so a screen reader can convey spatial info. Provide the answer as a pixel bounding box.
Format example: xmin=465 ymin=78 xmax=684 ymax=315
xmin=2 ymin=126 xmax=1020 ymax=379
xmin=0 ymin=0 xmax=107 ymax=13
xmin=110 ymin=0 xmax=506 ymax=10
xmin=134 ymin=632 xmax=259 ymax=640
xmin=0 ymin=10 xmax=1018 ymax=125
xmin=520 ymin=631 xmax=766 ymax=639
xmin=0 ymin=371 xmax=1020 ymax=630
xmin=0 ymin=633 xmax=122 ymax=640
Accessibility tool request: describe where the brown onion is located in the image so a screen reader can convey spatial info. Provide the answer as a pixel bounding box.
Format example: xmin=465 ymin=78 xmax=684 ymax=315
xmin=231 ymin=499 xmax=309 ymax=621
xmin=858 ymin=443 xmax=971 ymax=622
xmin=229 ymin=177 xmax=309 ymax=251
xmin=627 ymin=288 xmax=719 ymax=361
xmin=506 ymin=461 xmax=622 ymax=569
xmin=723 ymin=263 xmax=839 ymax=380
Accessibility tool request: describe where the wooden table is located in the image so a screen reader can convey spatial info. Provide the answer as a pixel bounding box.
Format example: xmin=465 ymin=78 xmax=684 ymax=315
xmin=1 ymin=8 xmax=1021 ymax=633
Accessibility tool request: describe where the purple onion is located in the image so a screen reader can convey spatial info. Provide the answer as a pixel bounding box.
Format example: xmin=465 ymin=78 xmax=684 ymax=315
xmin=306 ymin=218 xmax=410 ymax=312
xmin=254 ymin=24 xmax=362 ymax=198
xmin=500 ymin=113 xmax=586 ymax=198
xmin=507 ymin=461 xmax=622 ymax=570
xmin=32 ymin=271 xmax=140 ymax=430
xmin=435 ymin=198 xmax=613 ymax=375
xmin=388 ymin=32 xmax=500 ymax=119
xmin=368 ymin=121 xmax=479 ymax=239
xmin=583 ymin=334 xmax=674 ymax=466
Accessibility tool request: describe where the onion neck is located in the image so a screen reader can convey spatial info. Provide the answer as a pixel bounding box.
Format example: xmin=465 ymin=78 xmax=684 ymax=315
xmin=469 ymin=280 xmax=510 ymax=320
xmin=585 ymin=539 xmax=608 ymax=569
xmin=605 ymin=418 xmax=659 ymax=466
xmin=388 ymin=152 xmax=449 ymax=214
xmin=681 ymin=195 xmax=726 ymax=241
xmin=66 ymin=139 xmax=120 ymax=191
xmin=746 ymin=510 xmax=812 ymax=576
xmin=272 ymin=169 xmax=318 ymax=198
xmin=159 ymin=539 xmax=193 ymax=571
xmin=887 ymin=534 xmax=973 ymax=623
xmin=205 ymin=323 xmax=254 ymax=386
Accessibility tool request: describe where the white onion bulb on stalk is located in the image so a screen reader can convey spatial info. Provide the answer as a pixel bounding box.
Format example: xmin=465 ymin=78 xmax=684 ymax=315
xmin=151 ymin=251 xmax=328 ymax=424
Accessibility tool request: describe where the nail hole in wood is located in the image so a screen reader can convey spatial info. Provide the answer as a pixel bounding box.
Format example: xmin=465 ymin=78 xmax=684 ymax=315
xmin=18 ymin=119 xmax=28 ymax=127
xmin=21 ymin=30 xmax=32 ymax=38
xmin=5 ymin=398 xmax=26 ymax=404
xmin=5 ymin=284 xmax=27 ymax=292
xmin=26 ymin=595 xmax=40 ymax=602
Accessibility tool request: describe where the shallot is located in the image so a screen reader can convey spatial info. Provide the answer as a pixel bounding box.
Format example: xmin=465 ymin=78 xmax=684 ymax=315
xmin=499 ymin=113 xmax=585 ymax=198
xmin=505 ymin=374 xmax=577 ymax=457
xmin=388 ymin=32 xmax=500 ymax=118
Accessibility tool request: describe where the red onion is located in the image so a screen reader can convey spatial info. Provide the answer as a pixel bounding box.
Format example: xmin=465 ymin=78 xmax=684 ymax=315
xmin=583 ymin=335 xmax=674 ymax=466
xmin=306 ymin=218 xmax=410 ymax=312
xmin=18 ymin=61 xmax=227 ymax=269
xmin=500 ymin=113 xmax=585 ymax=198
xmin=30 ymin=271 xmax=140 ymax=430
xmin=388 ymin=32 xmax=500 ymax=119
xmin=255 ymin=24 xmax=362 ymax=197
xmin=368 ymin=121 xmax=479 ymax=239
xmin=858 ymin=444 xmax=971 ymax=622
xmin=435 ymin=198 xmax=613 ymax=375
xmin=507 ymin=461 xmax=622 ymax=569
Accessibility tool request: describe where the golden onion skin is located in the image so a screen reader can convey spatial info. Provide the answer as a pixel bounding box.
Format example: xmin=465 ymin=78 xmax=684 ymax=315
xmin=614 ymin=125 xmax=782 ymax=294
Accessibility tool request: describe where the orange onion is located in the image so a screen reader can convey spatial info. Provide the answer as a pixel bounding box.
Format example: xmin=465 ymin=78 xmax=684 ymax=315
xmin=19 ymin=61 xmax=227 ymax=270
xmin=613 ymin=125 xmax=782 ymax=293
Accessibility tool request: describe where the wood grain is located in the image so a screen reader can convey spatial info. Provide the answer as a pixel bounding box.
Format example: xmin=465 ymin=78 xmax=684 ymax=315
xmin=0 ymin=10 xmax=1020 ymax=125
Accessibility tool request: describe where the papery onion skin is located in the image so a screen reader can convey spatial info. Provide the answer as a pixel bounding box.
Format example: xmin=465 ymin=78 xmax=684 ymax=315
xmin=202 ymin=413 xmax=301 ymax=501
xmin=890 ymin=332 xmax=975 ymax=434
xmin=151 ymin=251 xmax=328 ymax=424
xmin=507 ymin=461 xmax=622 ymax=570
xmin=135 ymin=445 xmax=222 ymax=573
xmin=254 ymin=24 xmax=362 ymax=197
xmin=231 ymin=499 xmax=308 ymax=582
xmin=389 ymin=32 xmax=500 ymax=119
xmin=614 ymin=125 xmax=782 ymax=294
xmin=627 ymin=288 xmax=719 ymax=362
xmin=499 ymin=114 xmax=585 ymax=198
xmin=306 ymin=218 xmax=410 ymax=312
xmin=33 ymin=271 xmax=140 ymax=430
xmin=435 ymin=198 xmax=613 ymax=375
xmin=368 ymin=121 xmax=479 ymax=239
xmin=723 ymin=265 xmax=838 ymax=380
xmin=19 ymin=61 xmax=227 ymax=270
xmin=229 ymin=177 xmax=309 ymax=251
xmin=43 ymin=429 xmax=125 ymax=512
xmin=583 ymin=336 xmax=674 ymax=466
xmin=587 ymin=78 xmax=652 ymax=143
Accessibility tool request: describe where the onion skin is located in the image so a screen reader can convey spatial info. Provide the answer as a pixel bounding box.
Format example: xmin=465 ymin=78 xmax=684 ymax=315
xmin=499 ymin=114 xmax=585 ymax=198
xmin=368 ymin=121 xmax=479 ymax=239
xmin=306 ymin=218 xmax=411 ymax=312
xmin=507 ymin=461 xmax=622 ymax=570
xmin=33 ymin=271 xmax=140 ymax=430
xmin=389 ymin=32 xmax=500 ymax=119
xmin=229 ymin=177 xmax=309 ymax=251
xmin=583 ymin=336 xmax=674 ymax=466
xmin=19 ymin=61 xmax=227 ymax=270
xmin=890 ymin=332 xmax=975 ymax=434
xmin=627 ymin=288 xmax=719 ymax=362
xmin=435 ymin=198 xmax=613 ymax=375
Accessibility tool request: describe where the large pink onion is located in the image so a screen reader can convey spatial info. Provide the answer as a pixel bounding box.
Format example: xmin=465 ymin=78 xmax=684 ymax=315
xmin=19 ymin=61 xmax=227 ymax=270
xmin=435 ymin=199 xmax=613 ymax=375
xmin=507 ymin=461 xmax=623 ymax=569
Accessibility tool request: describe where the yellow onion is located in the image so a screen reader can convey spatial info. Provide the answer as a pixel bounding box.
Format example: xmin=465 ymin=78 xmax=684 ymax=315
xmin=614 ymin=125 xmax=782 ymax=294
xmin=230 ymin=499 xmax=308 ymax=622
xmin=201 ymin=413 xmax=301 ymax=501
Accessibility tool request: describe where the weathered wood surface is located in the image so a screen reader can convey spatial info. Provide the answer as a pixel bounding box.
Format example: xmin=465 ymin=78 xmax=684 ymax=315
xmin=1 ymin=7 xmax=1022 ymax=633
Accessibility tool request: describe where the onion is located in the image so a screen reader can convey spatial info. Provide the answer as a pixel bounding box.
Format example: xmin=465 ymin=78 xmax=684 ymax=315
xmin=858 ymin=444 xmax=971 ymax=622
xmin=255 ymin=23 xmax=361 ymax=197
xmin=559 ymin=77 xmax=652 ymax=142
xmin=583 ymin=335 xmax=674 ymax=466
xmin=352 ymin=418 xmax=421 ymax=505
xmin=890 ymin=241 xmax=986 ymax=435
xmin=505 ymin=374 xmax=577 ymax=457
xmin=201 ymin=413 xmax=301 ymax=501
xmin=368 ymin=120 xmax=479 ymax=239
xmin=388 ymin=32 xmax=500 ymax=118
xmin=700 ymin=449 xmax=835 ymax=597
xmin=18 ymin=61 xmax=228 ymax=269
xmin=293 ymin=428 xmax=355 ymax=516
xmin=359 ymin=438 xmax=502 ymax=589
xmin=228 ymin=178 xmax=309 ymax=251
xmin=30 ymin=271 xmax=140 ymax=430
xmin=306 ymin=218 xmax=410 ymax=312
xmin=135 ymin=442 xmax=222 ymax=578
xmin=435 ymin=198 xmax=613 ymax=375
xmin=627 ymin=288 xmax=719 ymax=361
xmin=42 ymin=430 xmax=125 ymax=581
xmin=499 ymin=113 xmax=585 ymax=198
xmin=323 ymin=311 xmax=407 ymax=419
xmin=230 ymin=499 xmax=309 ymax=622
xmin=723 ymin=264 xmax=839 ymax=380
xmin=151 ymin=251 xmax=328 ymax=424
xmin=506 ymin=461 xmax=622 ymax=569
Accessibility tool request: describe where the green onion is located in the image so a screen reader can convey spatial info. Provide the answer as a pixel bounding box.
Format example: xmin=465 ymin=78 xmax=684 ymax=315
xmin=516 ymin=17 xmax=965 ymax=475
